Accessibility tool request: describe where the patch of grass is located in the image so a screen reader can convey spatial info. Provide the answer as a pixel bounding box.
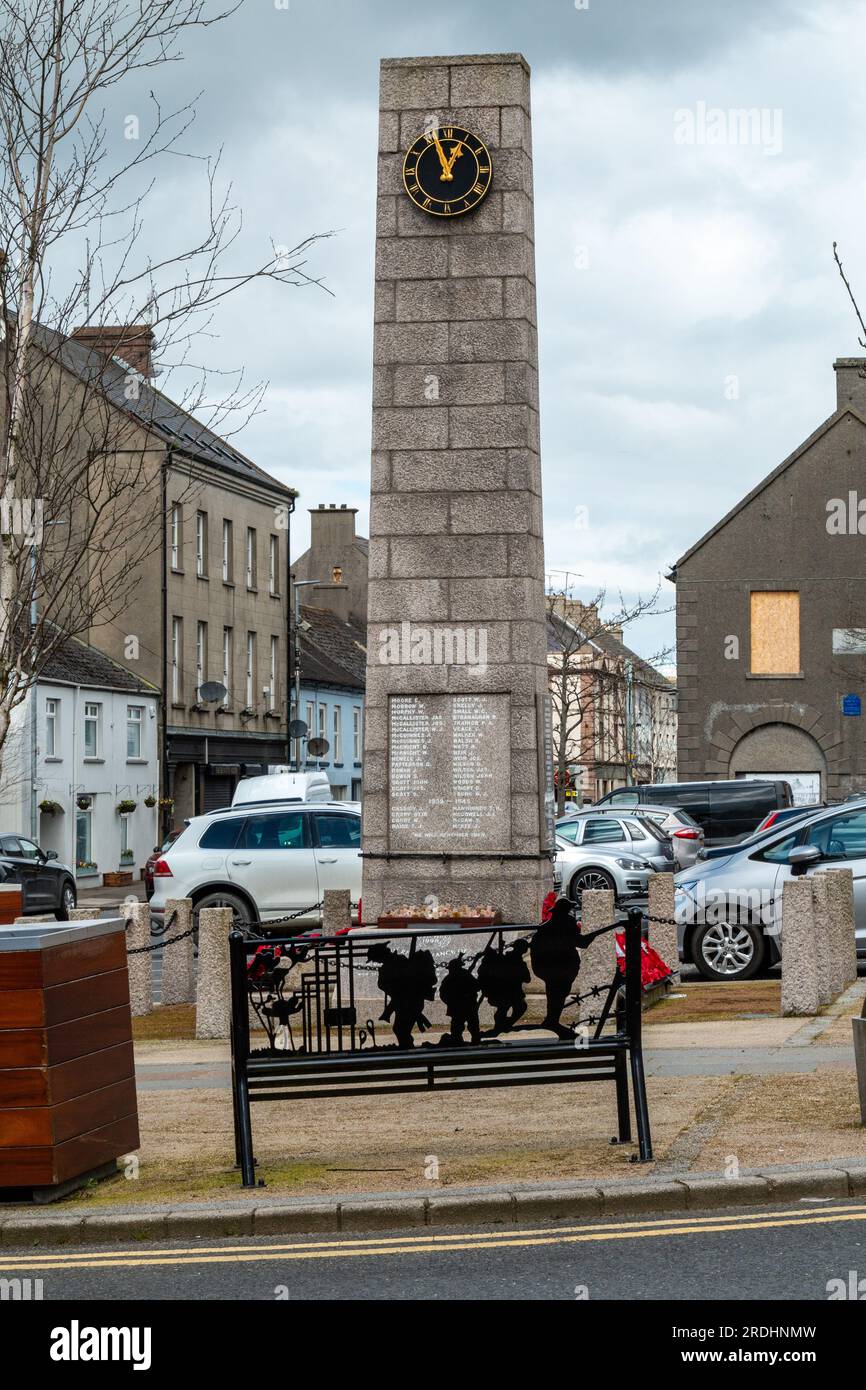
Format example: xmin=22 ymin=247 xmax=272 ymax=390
xmin=649 ymin=979 xmax=781 ymax=1024
xmin=132 ymin=1005 xmax=196 ymax=1041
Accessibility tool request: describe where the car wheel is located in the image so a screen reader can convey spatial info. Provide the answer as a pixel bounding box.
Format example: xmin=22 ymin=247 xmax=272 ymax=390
xmin=192 ymin=890 xmax=252 ymax=935
xmin=692 ymin=918 xmax=765 ymax=982
xmin=55 ymin=881 xmax=76 ymax=921
xmin=568 ymin=866 xmax=616 ymax=898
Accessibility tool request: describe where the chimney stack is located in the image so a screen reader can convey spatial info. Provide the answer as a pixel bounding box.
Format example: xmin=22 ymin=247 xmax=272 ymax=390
xmin=834 ymin=358 xmax=866 ymax=416
xmin=71 ymin=323 xmax=156 ymax=379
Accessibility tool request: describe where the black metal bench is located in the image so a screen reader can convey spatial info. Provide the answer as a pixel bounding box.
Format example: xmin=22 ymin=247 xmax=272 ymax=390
xmin=228 ymin=909 xmax=653 ymax=1187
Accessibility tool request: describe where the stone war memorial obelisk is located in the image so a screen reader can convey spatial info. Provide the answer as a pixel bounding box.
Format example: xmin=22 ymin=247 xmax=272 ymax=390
xmin=362 ymin=53 xmax=553 ymax=925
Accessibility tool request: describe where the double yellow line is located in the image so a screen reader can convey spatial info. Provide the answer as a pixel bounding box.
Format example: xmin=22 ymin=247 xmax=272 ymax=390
xmin=3 ymin=1202 xmax=866 ymax=1272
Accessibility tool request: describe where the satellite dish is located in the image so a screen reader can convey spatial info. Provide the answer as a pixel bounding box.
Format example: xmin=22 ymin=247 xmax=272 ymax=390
xmin=289 ymin=719 xmax=308 ymax=739
xmin=199 ymin=681 xmax=227 ymax=704
xmin=307 ymin=737 xmax=330 ymax=758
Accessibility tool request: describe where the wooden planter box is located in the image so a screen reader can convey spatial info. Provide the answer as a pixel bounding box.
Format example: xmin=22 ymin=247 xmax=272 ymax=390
xmin=102 ymin=871 xmax=133 ymax=888
xmin=0 ymin=919 xmax=139 ymax=1198
xmin=0 ymin=886 xmax=23 ymax=925
xmin=377 ymin=912 xmax=503 ymax=931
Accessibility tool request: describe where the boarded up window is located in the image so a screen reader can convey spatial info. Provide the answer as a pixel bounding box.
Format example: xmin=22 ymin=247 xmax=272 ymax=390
xmin=750 ymin=591 xmax=800 ymax=674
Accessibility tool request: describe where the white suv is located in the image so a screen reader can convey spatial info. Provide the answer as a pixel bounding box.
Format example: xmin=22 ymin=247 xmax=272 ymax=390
xmin=148 ymin=801 xmax=361 ymax=928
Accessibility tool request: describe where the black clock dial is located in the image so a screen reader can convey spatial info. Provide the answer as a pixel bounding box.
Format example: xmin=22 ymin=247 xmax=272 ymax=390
xmin=402 ymin=126 xmax=492 ymax=217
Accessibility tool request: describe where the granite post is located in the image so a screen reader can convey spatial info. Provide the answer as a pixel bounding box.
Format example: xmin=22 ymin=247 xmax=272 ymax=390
xmin=780 ymin=878 xmax=819 ymax=1017
xmin=363 ymin=53 xmax=552 ymax=925
xmin=826 ymin=867 xmax=858 ymax=988
xmin=647 ymin=872 xmax=679 ymax=984
xmin=195 ymin=906 xmax=233 ymax=1040
xmin=810 ymin=873 xmax=833 ymax=1008
xmin=578 ymin=889 xmax=617 ymax=1025
xmin=124 ymin=901 xmax=153 ymax=1018
xmin=161 ymin=897 xmax=195 ymax=1005
xmin=323 ymin=889 xmax=352 ymax=934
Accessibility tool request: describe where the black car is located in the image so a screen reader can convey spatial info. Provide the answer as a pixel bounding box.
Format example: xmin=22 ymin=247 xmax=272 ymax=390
xmin=0 ymin=834 xmax=77 ymax=918
xmin=594 ymin=778 xmax=794 ymax=845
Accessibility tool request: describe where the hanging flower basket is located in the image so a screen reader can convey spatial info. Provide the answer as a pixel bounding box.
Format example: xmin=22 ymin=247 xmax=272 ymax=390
xmin=143 ymin=795 xmax=157 ymax=809
xmin=38 ymin=799 xmax=64 ymax=816
xmin=116 ymin=799 xmax=137 ymax=815
xmin=158 ymin=797 xmax=174 ymax=810
xmin=76 ymin=795 xmax=92 ymax=811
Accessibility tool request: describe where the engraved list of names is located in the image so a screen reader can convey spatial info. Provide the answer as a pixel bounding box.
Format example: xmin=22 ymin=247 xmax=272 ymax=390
xmin=388 ymin=693 xmax=511 ymax=852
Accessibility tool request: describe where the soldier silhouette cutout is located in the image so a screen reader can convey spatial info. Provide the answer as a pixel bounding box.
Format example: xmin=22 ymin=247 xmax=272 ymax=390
xmin=529 ymin=896 xmax=609 ymax=1038
xmin=438 ymin=953 xmax=482 ymax=1045
xmin=478 ymin=938 xmax=531 ymax=1034
xmin=367 ymin=942 xmax=437 ymax=1048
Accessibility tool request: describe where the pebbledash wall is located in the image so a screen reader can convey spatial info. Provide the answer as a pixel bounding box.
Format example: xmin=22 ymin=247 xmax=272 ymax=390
xmin=362 ymin=53 xmax=552 ymax=924
xmin=0 ymin=680 xmax=160 ymax=885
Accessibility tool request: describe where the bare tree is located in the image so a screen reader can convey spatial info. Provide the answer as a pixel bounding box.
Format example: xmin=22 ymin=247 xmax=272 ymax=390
xmin=546 ymin=571 xmax=674 ymax=812
xmin=0 ymin=0 xmax=329 ymax=776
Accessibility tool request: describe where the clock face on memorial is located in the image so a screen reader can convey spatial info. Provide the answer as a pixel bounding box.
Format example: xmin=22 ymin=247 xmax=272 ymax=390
xmin=402 ymin=126 xmax=492 ymax=217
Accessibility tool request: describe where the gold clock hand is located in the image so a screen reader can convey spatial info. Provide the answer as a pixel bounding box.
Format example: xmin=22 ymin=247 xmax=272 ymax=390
xmin=444 ymin=141 xmax=464 ymax=174
xmin=431 ymin=134 xmax=452 ymax=179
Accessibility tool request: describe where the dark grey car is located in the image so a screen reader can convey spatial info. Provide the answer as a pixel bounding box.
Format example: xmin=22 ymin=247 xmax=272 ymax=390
xmin=0 ymin=834 xmax=77 ymax=918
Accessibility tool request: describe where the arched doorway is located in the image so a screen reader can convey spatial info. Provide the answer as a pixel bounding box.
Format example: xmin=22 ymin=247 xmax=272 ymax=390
xmin=729 ymin=723 xmax=827 ymax=803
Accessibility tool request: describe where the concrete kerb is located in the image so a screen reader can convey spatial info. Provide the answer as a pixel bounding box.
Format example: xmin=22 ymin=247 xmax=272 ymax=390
xmin=4 ymin=1162 xmax=866 ymax=1247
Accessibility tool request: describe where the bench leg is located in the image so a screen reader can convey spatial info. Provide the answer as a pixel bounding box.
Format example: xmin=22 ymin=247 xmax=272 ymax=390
xmin=629 ymin=1044 xmax=653 ymax=1162
xmin=613 ymin=1051 xmax=631 ymax=1144
xmin=235 ymin=1072 xmax=256 ymax=1187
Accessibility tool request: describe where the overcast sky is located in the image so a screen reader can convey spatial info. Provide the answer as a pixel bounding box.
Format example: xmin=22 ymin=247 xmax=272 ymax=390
xmin=95 ymin=0 xmax=866 ymax=663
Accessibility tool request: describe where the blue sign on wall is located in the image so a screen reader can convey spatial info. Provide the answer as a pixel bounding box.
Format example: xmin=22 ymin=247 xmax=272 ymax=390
xmin=842 ymin=694 xmax=861 ymax=716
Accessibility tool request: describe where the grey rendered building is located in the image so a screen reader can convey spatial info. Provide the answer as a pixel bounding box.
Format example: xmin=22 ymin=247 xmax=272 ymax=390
xmin=671 ymin=358 xmax=866 ymax=803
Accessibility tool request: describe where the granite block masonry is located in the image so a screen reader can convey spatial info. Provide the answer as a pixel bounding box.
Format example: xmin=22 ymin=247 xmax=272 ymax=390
xmin=363 ymin=54 xmax=553 ymax=925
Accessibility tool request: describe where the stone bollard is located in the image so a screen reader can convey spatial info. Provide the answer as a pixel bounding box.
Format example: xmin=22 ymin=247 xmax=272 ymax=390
xmin=161 ymin=898 xmax=195 ymax=1005
xmin=322 ymin=889 xmax=351 ymax=935
xmin=578 ymin=889 xmax=617 ymax=1025
xmin=69 ymin=907 xmax=100 ymax=921
xmin=13 ymin=914 xmax=56 ymax=923
xmin=195 ymin=906 xmax=234 ymax=1040
xmin=647 ymin=873 xmax=679 ymax=985
xmin=826 ymin=868 xmax=858 ymax=989
xmin=780 ymin=878 xmax=819 ymax=1016
xmin=810 ymin=874 xmax=833 ymax=1007
xmin=124 ymin=902 xmax=153 ymax=1017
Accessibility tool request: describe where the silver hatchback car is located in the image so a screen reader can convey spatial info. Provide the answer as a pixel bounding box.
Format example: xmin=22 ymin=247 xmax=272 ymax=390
xmin=675 ymin=799 xmax=866 ymax=981
xmin=555 ymin=811 xmax=676 ymax=874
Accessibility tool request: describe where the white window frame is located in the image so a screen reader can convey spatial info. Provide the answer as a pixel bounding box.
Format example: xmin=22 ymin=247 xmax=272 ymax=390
xmin=83 ymin=701 xmax=101 ymax=759
xmin=333 ymin=704 xmax=342 ymax=762
xmin=269 ymin=635 xmax=279 ymax=710
xmin=246 ymin=527 xmax=257 ymax=590
xmin=170 ymin=502 xmax=182 ymax=570
xmin=222 ymin=626 xmax=233 ymax=706
xmin=45 ymin=697 xmax=59 ymax=758
xmin=196 ymin=621 xmax=208 ymax=699
xmin=126 ymin=704 xmax=143 ymax=760
xmin=222 ymin=519 xmax=233 ymax=583
xmin=75 ymin=808 xmax=92 ymax=865
xmin=353 ymin=705 xmax=362 ymax=762
xmin=195 ymin=510 xmax=208 ymax=577
xmin=317 ymin=703 xmax=327 ymax=746
xmin=172 ymin=617 xmax=183 ymax=703
xmin=246 ymin=631 xmax=256 ymax=708
xmin=269 ymin=534 xmax=279 ymax=596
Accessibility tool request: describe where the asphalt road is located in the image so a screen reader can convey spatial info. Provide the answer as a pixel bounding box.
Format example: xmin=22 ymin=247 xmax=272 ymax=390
xmin=5 ymin=1199 xmax=866 ymax=1301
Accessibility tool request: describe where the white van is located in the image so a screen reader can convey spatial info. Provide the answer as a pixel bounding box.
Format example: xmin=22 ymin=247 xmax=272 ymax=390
xmin=231 ymin=770 xmax=332 ymax=806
